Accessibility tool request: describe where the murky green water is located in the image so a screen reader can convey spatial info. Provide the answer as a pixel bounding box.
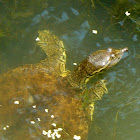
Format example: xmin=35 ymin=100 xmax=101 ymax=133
xmin=0 ymin=0 xmax=139 ymax=140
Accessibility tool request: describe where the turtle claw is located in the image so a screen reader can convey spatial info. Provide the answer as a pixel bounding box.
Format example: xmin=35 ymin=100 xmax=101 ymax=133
xmin=89 ymin=102 xmax=94 ymax=121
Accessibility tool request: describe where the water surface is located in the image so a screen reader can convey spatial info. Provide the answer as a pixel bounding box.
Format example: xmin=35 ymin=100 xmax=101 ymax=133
xmin=0 ymin=0 xmax=139 ymax=140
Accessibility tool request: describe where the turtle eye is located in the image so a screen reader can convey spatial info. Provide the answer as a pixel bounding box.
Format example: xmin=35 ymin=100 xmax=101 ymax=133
xmin=107 ymin=48 xmax=112 ymax=52
xmin=102 ymin=62 xmax=106 ymax=65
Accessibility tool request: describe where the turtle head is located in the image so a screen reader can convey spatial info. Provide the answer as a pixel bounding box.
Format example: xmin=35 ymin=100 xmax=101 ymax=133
xmin=67 ymin=47 xmax=128 ymax=88
xmin=88 ymin=47 xmax=128 ymax=74
xmin=107 ymin=47 xmax=128 ymax=68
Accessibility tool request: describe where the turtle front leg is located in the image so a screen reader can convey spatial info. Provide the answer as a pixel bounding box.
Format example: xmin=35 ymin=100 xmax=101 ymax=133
xmin=83 ymin=80 xmax=108 ymax=121
xmin=91 ymin=80 xmax=108 ymax=100
xmin=36 ymin=30 xmax=68 ymax=77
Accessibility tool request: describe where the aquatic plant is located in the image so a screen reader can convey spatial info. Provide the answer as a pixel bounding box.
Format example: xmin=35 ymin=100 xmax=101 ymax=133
xmin=81 ymin=0 xmax=95 ymax=8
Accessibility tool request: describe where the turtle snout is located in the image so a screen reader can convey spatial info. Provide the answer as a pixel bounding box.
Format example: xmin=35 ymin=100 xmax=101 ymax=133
xmin=121 ymin=47 xmax=128 ymax=53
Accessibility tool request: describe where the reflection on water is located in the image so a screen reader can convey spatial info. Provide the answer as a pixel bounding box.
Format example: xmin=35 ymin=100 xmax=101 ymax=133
xmin=0 ymin=0 xmax=140 ymax=140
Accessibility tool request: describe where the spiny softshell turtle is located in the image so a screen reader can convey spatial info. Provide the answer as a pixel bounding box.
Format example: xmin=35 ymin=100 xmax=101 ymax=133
xmin=0 ymin=30 xmax=128 ymax=140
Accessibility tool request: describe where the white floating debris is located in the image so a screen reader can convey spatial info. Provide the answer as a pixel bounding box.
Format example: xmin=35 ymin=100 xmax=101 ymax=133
xmin=36 ymin=37 xmax=40 ymax=41
xmin=30 ymin=121 xmax=35 ymax=124
xmin=42 ymin=127 xmax=62 ymax=139
xmin=73 ymin=62 xmax=77 ymax=66
xmin=53 ymin=129 xmax=58 ymax=132
xmin=92 ymin=29 xmax=98 ymax=34
xmin=57 ymin=128 xmax=63 ymax=131
xmin=42 ymin=130 xmax=48 ymax=135
xmin=37 ymin=118 xmax=41 ymax=122
xmin=73 ymin=135 xmax=81 ymax=140
xmin=51 ymin=115 xmax=54 ymax=118
xmin=14 ymin=100 xmax=19 ymax=104
xmin=0 ymin=105 xmax=2 ymax=106
xmin=45 ymin=109 xmax=48 ymax=112
xmin=48 ymin=130 xmax=52 ymax=134
xmin=52 ymin=123 xmax=56 ymax=127
xmin=47 ymin=133 xmax=52 ymax=138
xmin=32 ymin=105 xmax=36 ymax=108
xmin=3 ymin=127 xmax=6 ymax=130
xmin=3 ymin=125 xmax=10 ymax=130
xmin=125 ymin=11 xmax=130 ymax=16
xmin=51 ymin=133 xmax=55 ymax=139
xmin=56 ymin=133 xmax=61 ymax=138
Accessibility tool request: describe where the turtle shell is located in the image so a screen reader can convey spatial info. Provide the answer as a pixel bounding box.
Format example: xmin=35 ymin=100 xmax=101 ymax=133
xmin=0 ymin=30 xmax=89 ymax=140
xmin=0 ymin=65 xmax=88 ymax=140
